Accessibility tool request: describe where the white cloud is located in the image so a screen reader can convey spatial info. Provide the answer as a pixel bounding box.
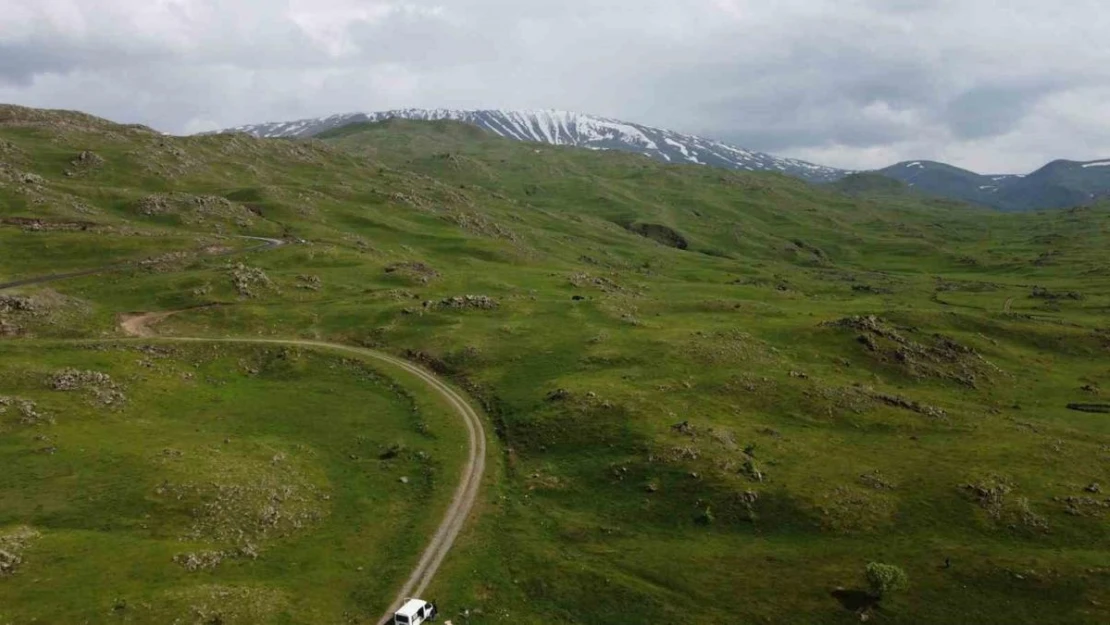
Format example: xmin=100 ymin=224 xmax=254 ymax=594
xmin=2 ymin=0 xmax=1110 ymax=172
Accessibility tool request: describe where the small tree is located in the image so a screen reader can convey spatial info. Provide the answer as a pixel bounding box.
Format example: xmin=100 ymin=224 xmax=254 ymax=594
xmin=865 ymin=562 xmax=909 ymax=599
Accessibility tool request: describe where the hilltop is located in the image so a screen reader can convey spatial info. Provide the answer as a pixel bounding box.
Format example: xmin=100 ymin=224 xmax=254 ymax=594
xmin=3 ymin=103 xmax=1110 ymax=624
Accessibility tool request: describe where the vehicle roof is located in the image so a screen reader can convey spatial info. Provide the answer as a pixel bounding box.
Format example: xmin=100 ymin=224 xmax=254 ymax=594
xmin=396 ymin=599 xmax=427 ymax=618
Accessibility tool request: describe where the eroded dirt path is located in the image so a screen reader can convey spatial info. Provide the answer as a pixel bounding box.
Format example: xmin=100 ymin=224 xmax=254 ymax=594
xmin=118 ymin=310 xmax=181 ymax=337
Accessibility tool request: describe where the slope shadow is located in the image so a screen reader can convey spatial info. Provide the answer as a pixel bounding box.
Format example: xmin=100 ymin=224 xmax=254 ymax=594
xmin=832 ymin=588 xmax=880 ymax=613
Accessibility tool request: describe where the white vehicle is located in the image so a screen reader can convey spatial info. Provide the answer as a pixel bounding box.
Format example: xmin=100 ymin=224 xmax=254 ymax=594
xmin=393 ymin=598 xmax=437 ymax=625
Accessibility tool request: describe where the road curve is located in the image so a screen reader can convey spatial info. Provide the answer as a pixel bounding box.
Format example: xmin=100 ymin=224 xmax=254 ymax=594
xmin=130 ymin=336 xmax=487 ymax=624
xmin=3 ymin=240 xmax=487 ymax=623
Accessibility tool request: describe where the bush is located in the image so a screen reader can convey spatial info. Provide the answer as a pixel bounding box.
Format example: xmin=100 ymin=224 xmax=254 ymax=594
xmin=865 ymin=562 xmax=908 ymax=598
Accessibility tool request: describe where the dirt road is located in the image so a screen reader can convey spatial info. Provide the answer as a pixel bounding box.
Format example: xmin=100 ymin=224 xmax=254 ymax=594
xmin=143 ymin=335 xmax=487 ymax=623
xmin=5 ymin=239 xmax=487 ymax=623
xmin=113 ymin=322 xmax=486 ymax=623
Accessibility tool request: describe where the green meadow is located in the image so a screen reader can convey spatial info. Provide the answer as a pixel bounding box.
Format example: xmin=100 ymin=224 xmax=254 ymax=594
xmin=2 ymin=104 xmax=1109 ymax=623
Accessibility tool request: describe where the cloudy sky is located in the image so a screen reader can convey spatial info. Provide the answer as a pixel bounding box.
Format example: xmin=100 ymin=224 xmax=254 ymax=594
xmin=2 ymin=0 xmax=1109 ymax=172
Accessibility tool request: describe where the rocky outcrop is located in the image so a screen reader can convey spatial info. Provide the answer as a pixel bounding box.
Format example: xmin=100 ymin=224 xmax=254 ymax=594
xmin=424 ymin=295 xmax=498 ymax=311
xmin=228 ymin=263 xmax=274 ymax=298
xmin=0 ymin=527 xmax=40 ymax=576
xmin=626 ymin=222 xmax=689 ymax=250
xmin=132 ymin=193 xmax=257 ymax=227
xmin=49 ymin=369 xmax=127 ymax=406
xmin=64 ymin=150 xmax=105 ymax=177
xmin=824 ymin=315 xmax=999 ymax=387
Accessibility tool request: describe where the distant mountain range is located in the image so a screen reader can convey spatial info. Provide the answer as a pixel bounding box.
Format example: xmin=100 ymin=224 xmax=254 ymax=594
xmin=219 ymin=109 xmax=848 ymax=183
xmin=216 ymin=109 xmax=1110 ymax=211
xmin=878 ymin=159 xmax=1110 ymax=211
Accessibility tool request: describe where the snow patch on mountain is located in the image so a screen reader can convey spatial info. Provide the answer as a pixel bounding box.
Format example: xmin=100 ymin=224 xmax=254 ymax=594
xmin=219 ymin=109 xmax=849 ymax=183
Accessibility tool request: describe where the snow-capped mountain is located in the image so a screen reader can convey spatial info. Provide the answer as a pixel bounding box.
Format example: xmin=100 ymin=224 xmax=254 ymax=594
xmin=219 ymin=109 xmax=849 ymax=183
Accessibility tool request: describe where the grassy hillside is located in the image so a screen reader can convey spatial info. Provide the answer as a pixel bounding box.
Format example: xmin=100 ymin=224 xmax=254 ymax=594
xmin=0 ymin=341 xmax=468 ymax=623
xmin=3 ymin=104 xmax=1110 ymax=624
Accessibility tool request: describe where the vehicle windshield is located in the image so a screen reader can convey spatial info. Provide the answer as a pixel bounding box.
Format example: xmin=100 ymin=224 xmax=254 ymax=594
xmin=395 ymin=616 xmax=410 ymax=624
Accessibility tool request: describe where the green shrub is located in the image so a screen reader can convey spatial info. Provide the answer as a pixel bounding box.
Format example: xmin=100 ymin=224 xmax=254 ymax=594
xmin=865 ymin=562 xmax=909 ymax=598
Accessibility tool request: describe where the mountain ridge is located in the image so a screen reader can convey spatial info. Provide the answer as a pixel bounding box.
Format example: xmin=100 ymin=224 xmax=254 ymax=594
xmin=879 ymin=158 xmax=1110 ymax=211
xmin=215 ymin=107 xmax=1110 ymax=211
xmin=218 ymin=108 xmax=851 ymax=183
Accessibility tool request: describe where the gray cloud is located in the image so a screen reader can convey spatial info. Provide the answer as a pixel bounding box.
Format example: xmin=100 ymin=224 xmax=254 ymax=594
xmin=1 ymin=0 xmax=1109 ymax=172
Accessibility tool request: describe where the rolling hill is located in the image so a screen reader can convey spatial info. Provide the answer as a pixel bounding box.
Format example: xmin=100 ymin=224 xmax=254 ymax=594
xmin=4 ymin=103 xmax=1110 ymax=624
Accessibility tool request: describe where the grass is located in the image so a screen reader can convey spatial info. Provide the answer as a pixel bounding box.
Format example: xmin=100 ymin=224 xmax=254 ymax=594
xmin=0 ymin=341 xmax=468 ymax=623
xmin=2 ymin=103 xmax=1110 ymax=623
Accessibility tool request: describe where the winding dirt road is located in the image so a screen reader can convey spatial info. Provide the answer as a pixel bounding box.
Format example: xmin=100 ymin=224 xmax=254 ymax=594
xmin=3 ymin=238 xmax=488 ymax=623
xmin=146 ymin=335 xmax=487 ymax=625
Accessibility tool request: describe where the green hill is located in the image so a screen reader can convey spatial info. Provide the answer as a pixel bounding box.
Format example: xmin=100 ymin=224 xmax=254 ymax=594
xmin=3 ymin=104 xmax=1110 ymax=624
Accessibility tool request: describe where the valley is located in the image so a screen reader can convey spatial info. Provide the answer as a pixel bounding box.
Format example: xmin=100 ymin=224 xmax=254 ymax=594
xmin=2 ymin=103 xmax=1110 ymax=624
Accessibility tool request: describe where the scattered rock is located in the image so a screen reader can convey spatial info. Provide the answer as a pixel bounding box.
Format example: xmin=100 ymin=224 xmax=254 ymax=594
xmin=0 ymin=396 xmax=52 ymax=425
xmin=173 ymin=550 xmax=226 ymax=572
xmin=132 ymin=193 xmax=257 ymax=227
xmin=447 ymin=209 xmax=520 ymax=242
xmin=962 ymin=475 xmax=1013 ymax=519
xmin=1059 ymin=496 xmax=1110 ymax=517
xmin=859 ymin=470 xmax=897 ymax=490
xmin=569 ymin=272 xmax=624 ymax=293
xmin=20 ymin=172 xmax=45 ymax=185
xmin=546 ymin=388 xmax=571 ymax=402
xmin=868 ymin=390 xmax=948 ymax=419
xmin=48 ymin=368 xmax=127 ymax=406
xmin=64 ymin=150 xmax=105 ymax=176
xmin=156 ymin=457 xmax=330 ymax=547
xmin=138 ymin=250 xmax=192 ymax=273
xmin=824 ymin=315 xmax=998 ymax=387
xmin=962 ymin=475 xmax=1049 ymax=531
xmin=399 ymin=476 xmax=410 ymax=485
xmin=384 ymin=261 xmax=440 ymax=284
xmin=0 ymin=526 xmax=40 ymax=576
xmin=295 ymin=274 xmax=322 ymax=291
xmin=424 ymin=295 xmax=498 ymax=311
xmin=0 ymin=295 xmax=37 ymax=314
xmin=1031 ymin=286 xmax=1084 ymax=301
xmin=1086 ymin=483 xmax=1102 ymax=494
xmin=227 ymin=263 xmax=274 ymax=298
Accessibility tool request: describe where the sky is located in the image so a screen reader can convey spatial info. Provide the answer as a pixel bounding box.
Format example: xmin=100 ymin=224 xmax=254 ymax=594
xmin=2 ymin=0 xmax=1109 ymax=173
